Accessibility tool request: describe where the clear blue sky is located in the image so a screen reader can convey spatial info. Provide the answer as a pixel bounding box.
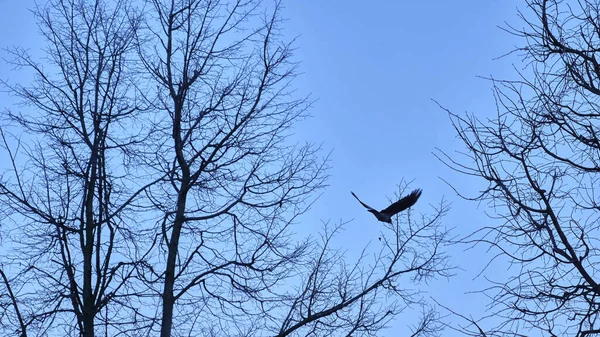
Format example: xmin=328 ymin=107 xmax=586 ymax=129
xmin=279 ymin=1 xmax=525 ymax=334
xmin=0 ymin=0 xmax=527 ymax=335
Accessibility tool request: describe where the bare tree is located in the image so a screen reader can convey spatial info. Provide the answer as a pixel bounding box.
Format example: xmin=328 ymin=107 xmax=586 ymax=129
xmin=0 ymin=0 xmax=453 ymax=336
xmin=0 ymin=0 xmax=146 ymax=336
xmin=272 ymin=185 xmax=451 ymax=337
xmin=438 ymin=0 xmax=600 ymax=336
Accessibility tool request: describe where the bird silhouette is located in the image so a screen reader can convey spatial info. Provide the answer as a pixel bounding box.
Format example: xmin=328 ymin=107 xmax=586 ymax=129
xmin=351 ymin=189 xmax=422 ymax=223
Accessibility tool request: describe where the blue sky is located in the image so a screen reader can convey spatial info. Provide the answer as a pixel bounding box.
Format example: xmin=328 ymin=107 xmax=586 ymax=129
xmin=0 ymin=0 xmax=527 ymax=335
xmin=279 ymin=1 xmax=525 ymax=334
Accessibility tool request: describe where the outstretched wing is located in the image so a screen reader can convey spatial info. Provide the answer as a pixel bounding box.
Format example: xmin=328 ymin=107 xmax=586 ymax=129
xmin=381 ymin=189 xmax=422 ymax=216
xmin=351 ymin=191 xmax=376 ymax=211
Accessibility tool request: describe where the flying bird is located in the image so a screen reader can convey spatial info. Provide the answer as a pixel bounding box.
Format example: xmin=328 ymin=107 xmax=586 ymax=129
xmin=351 ymin=189 xmax=422 ymax=223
